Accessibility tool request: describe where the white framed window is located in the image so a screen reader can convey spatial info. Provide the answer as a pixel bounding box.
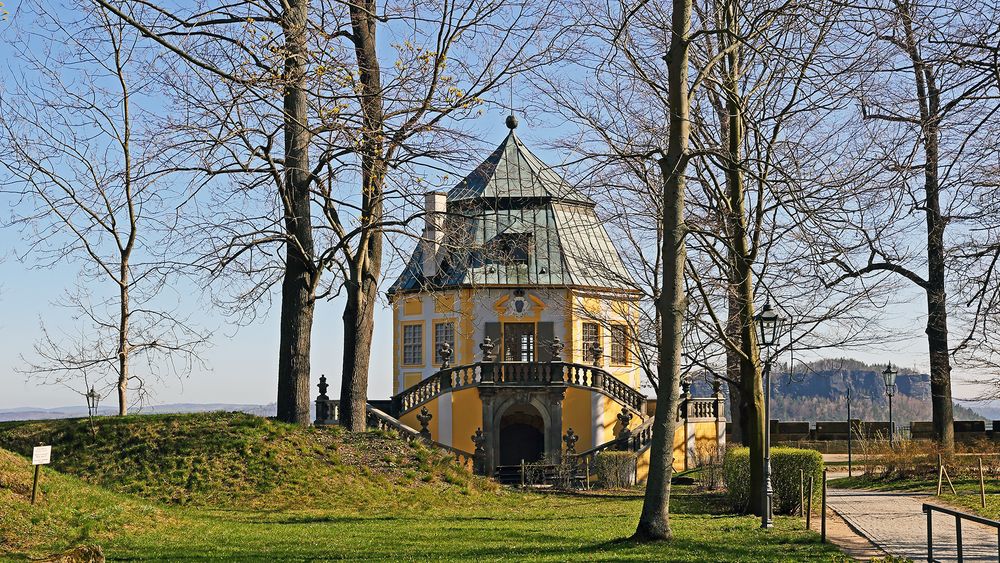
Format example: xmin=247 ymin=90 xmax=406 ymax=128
xmin=434 ymin=321 xmax=455 ymax=365
xmin=402 ymin=324 xmax=423 ymax=366
xmin=582 ymin=322 xmax=600 ymax=358
xmin=610 ymin=324 xmax=628 ymax=366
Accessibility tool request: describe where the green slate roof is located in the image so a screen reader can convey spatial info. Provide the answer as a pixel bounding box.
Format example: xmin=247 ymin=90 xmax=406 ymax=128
xmin=447 ymin=130 xmax=595 ymax=205
xmin=389 ymin=125 xmax=637 ymax=294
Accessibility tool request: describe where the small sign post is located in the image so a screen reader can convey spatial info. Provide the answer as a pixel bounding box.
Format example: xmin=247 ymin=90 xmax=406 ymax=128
xmin=31 ymin=444 xmax=51 ymax=505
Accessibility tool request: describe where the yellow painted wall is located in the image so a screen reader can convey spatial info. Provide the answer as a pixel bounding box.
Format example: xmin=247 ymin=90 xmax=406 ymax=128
xmin=672 ymin=424 xmax=687 ymax=473
xmin=403 ymin=371 xmax=423 ymax=389
xmin=635 ymin=422 xmax=721 ymax=483
xmin=434 ymin=293 xmax=457 ymax=314
xmin=637 ymin=448 xmax=650 ymax=483
xmin=403 ymin=296 xmax=423 ymax=316
xmin=399 ymin=396 xmax=440 ymax=441
xmin=693 ymin=421 xmax=719 ymax=465
xmin=635 ymin=425 xmax=685 ymax=483
xmin=562 ymin=387 xmax=594 ymax=451
xmin=459 ymin=289 xmax=474 ymax=365
xmin=600 ymin=396 xmax=644 ymax=445
xmin=600 ymin=396 xmax=617 ymax=445
xmin=566 ymin=289 xmax=642 ymax=388
xmin=451 ymin=388 xmax=483 ymax=454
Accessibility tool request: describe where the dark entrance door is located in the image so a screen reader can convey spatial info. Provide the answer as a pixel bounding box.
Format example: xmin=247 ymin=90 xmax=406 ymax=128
xmin=503 ymin=322 xmax=535 ymax=362
xmin=498 ymin=404 xmax=545 ymax=466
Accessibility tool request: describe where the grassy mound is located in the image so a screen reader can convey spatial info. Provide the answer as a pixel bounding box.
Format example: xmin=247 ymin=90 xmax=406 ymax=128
xmin=0 ymin=412 xmax=494 ymax=511
xmin=0 ymin=447 xmax=166 ymax=558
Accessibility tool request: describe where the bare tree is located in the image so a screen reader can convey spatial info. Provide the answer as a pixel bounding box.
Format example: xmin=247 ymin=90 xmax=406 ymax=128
xmin=811 ymin=0 xmax=1000 ymax=450
xmin=96 ymin=0 xmax=559 ymax=428
xmin=0 ymin=2 xmax=208 ymax=415
xmin=536 ymin=0 xmax=692 ymax=539
xmin=539 ymin=0 xmax=897 ymax=520
xmin=330 ymin=0 xmax=560 ymax=431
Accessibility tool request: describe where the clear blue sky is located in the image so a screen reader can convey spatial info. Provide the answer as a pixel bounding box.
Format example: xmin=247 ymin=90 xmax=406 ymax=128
xmin=0 ymin=116 xmax=950 ymax=411
xmin=0 ymin=1 xmax=970 ymax=411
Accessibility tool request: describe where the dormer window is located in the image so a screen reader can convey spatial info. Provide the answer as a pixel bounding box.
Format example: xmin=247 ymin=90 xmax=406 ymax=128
xmin=487 ymin=232 xmax=532 ymax=266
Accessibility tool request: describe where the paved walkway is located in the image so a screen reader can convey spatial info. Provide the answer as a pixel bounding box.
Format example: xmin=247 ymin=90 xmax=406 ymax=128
xmin=827 ymin=488 xmax=999 ymax=561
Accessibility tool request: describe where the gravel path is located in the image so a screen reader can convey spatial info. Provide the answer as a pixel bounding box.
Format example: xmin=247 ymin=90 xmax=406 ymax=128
xmin=827 ymin=488 xmax=999 ymax=562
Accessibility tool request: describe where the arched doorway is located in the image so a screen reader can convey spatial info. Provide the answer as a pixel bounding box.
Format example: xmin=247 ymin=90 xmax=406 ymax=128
xmin=498 ymin=403 xmax=545 ymax=466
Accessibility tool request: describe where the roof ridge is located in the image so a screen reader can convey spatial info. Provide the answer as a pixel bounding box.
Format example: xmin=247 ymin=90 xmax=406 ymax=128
xmin=447 ymin=130 xmax=594 ymax=204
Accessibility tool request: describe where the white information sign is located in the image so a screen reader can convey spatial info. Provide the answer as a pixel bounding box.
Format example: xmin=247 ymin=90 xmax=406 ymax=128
xmin=32 ymin=445 xmax=51 ymax=466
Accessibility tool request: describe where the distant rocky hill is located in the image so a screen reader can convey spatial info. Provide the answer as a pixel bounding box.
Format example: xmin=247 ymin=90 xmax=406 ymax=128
xmin=692 ymin=358 xmax=985 ymax=426
xmin=0 ymin=402 xmax=278 ymax=422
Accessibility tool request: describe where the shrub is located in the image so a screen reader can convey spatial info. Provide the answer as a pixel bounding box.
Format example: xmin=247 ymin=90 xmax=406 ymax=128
xmin=723 ymin=446 xmax=823 ymax=514
xmin=855 ymin=435 xmax=1000 ymax=481
xmin=694 ymin=441 xmax=724 ymax=490
xmin=593 ymin=451 xmax=635 ymax=489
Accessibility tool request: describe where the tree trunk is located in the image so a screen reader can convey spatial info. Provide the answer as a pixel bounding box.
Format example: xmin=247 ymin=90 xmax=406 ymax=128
xmin=275 ymin=0 xmax=316 ymax=425
xmin=924 ymin=124 xmax=954 ymax=451
xmin=726 ymin=378 xmax=744 ymax=444
xmin=900 ymin=4 xmax=954 ymax=451
xmin=339 ymin=0 xmax=385 ymax=432
xmin=340 ymin=266 xmax=381 ymax=430
xmin=118 ymin=277 xmax=129 ymax=416
xmin=633 ymin=0 xmax=690 ymax=542
xmin=726 ymin=290 xmax=746 ymax=445
xmin=720 ymin=11 xmax=766 ymax=514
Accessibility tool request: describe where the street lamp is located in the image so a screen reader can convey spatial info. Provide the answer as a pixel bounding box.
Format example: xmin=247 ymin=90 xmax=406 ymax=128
xmin=85 ymin=386 xmax=101 ymax=437
xmin=86 ymin=386 xmax=101 ymax=418
xmin=882 ymin=362 xmax=897 ymax=446
xmin=756 ymin=300 xmax=785 ymax=530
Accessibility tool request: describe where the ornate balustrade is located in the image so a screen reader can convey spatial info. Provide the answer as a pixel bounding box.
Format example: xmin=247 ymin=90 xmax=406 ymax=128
xmin=365 ymin=406 xmax=476 ymax=467
xmin=392 ymin=361 xmax=647 ymax=417
xmin=314 ymin=395 xmax=475 ymax=468
xmin=681 ymin=396 xmax=724 ymax=421
xmin=574 ymin=393 xmax=724 ymax=465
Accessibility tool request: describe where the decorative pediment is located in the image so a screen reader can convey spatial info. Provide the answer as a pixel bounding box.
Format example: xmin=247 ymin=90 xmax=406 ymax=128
xmin=493 ymin=289 xmax=545 ymax=319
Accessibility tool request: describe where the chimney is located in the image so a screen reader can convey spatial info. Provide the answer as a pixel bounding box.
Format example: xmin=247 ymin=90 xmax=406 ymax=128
xmin=421 ymin=191 xmax=447 ymax=278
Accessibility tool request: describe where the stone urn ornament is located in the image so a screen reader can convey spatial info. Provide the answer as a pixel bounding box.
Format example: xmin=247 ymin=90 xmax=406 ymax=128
xmin=563 ymin=428 xmax=579 ymax=455
xmin=616 ymin=409 xmax=634 ymax=441
xmin=550 ymin=337 xmax=565 ymax=361
xmin=479 ymin=336 xmax=496 ymax=362
xmin=438 ymin=342 xmax=453 ymax=369
xmin=471 ymin=428 xmax=488 ymax=475
xmin=590 ymin=342 xmax=603 ymax=366
xmin=416 ymin=406 xmax=433 ymax=439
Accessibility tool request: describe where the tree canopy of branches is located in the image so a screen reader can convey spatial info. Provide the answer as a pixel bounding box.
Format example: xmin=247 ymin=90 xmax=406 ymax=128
xmin=0 ymin=1 xmax=208 ymax=415
xmin=96 ymin=0 xmax=561 ymax=427
xmin=803 ymin=0 xmax=1000 ymax=451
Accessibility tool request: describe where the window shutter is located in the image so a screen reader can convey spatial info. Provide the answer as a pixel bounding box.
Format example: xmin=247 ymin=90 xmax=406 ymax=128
xmin=537 ymin=322 xmax=554 ymax=362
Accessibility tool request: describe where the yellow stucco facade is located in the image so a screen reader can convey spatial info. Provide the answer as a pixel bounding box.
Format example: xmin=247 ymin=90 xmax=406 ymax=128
xmin=379 ymin=124 xmax=724 ymax=481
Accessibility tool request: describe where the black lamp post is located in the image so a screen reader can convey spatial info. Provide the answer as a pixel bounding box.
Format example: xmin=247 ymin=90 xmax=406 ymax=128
xmin=846 ymin=385 xmax=853 ymax=478
xmin=86 ymin=386 xmax=101 ymax=418
xmin=85 ymin=386 xmax=101 ymax=436
xmin=756 ymin=300 xmax=785 ymax=530
xmin=882 ymin=362 xmax=897 ymax=446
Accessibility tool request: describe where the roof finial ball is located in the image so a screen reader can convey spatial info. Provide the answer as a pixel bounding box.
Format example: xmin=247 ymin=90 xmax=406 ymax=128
xmin=505 ymin=114 xmax=518 ymax=130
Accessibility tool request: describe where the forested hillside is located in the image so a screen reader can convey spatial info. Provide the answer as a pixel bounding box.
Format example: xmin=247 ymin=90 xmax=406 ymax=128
xmin=692 ymin=358 xmax=985 ymax=425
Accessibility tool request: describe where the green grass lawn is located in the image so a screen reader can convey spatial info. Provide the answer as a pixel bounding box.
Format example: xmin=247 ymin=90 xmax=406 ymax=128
xmin=1 ymin=413 xmax=850 ymax=561
xmin=96 ymin=490 xmax=846 ymax=562
xmin=830 ymin=474 xmax=1000 ymax=521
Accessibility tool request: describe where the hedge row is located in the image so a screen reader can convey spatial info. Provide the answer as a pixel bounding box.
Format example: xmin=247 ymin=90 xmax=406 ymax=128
xmin=723 ymin=446 xmax=823 ymax=514
xmin=593 ymin=451 xmax=635 ymax=488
